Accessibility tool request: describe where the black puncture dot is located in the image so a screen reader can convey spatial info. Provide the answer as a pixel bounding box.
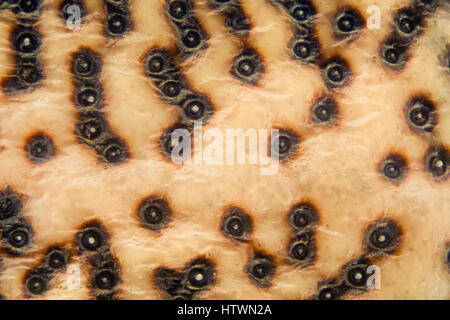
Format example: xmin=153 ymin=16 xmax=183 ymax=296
xmin=168 ymin=0 xmax=189 ymax=20
xmin=333 ymin=7 xmax=364 ymax=40
xmin=93 ymin=269 xmax=118 ymax=291
xmin=288 ymin=1 xmax=316 ymax=29
xmin=394 ymin=8 xmax=421 ymax=38
xmin=288 ymin=202 xmax=318 ymax=231
xmin=379 ymin=154 xmax=407 ymax=183
xmin=181 ymin=29 xmax=201 ymax=49
xmin=18 ymin=0 xmax=41 ymax=13
xmin=321 ymin=57 xmax=351 ymax=89
xmin=290 ymin=34 xmax=320 ymax=64
xmin=137 ymin=196 xmax=171 ymax=231
xmin=231 ymin=47 xmax=264 ymax=85
xmin=162 ymin=80 xmax=182 ymax=98
xmin=247 ymin=252 xmax=275 ymax=288
xmin=220 ymin=207 xmax=252 ymax=242
xmin=2 ymin=222 xmax=33 ymax=255
xmin=18 ymin=63 xmax=42 ymax=85
xmin=316 ymin=279 xmax=344 ymax=300
xmin=154 ymin=267 xmax=183 ymax=299
xmin=380 ymin=37 xmax=409 ymax=70
xmin=13 ymin=28 xmax=41 ymax=54
xmin=0 ymin=191 xmax=22 ymax=222
xmin=311 ymin=96 xmax=338 ymax=126
xmin=24 ymin=269 xmax=51 ymax=297
xmin=71 ymin=50 xmax=101 ymax=78
xmin=76 ymin=85 xmax=103 ymax=109
xmin=184 ymin=258 xmax=215 ymax=292
xmin=45 ymin=247 xmax=68 ymax=271
xmin=160 ymin=123 xmax=191 ymax=160
xmin=225 ymin=6 xmax=250 ymax=37
xmin=107 ymin=14 xmax=127 ymax=35
xmin=364 ymin=218 xmax=402 ymax=255
xmin=425 ymin=146 xmax=448 ymax=179
xmin=286 ymin=231 xmax=316 ymax=267
xmin=144 ymin=49 xmax=175 ymax=77
xmin=270 ymin=128 xmax=299 ymax=162
xmin=76 ymin=223 xmax=109 ymax=254
xmin=76 ymin=112 xmax=109 ymax=144
xmin=341 ymin=257 xmax=371 ymax=290
xmin=405 ymin=97 xmax=437 ymax=133
xmin=61 ymin=0 xmax=87 ymax=24
xmin=25 ymin=133 xmax=55 ymax=163
xmin=98 ymin=137 xmax=129 ymax=164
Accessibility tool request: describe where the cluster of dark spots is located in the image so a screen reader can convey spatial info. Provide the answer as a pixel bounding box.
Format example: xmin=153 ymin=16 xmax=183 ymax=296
xmin=315 ymin=256 xmax=373 ymax=300
xmin=379 ymin=154 xmax=408 ymax=184
xmin=60 ymin=0 xmax=87 ymax=27
xmin=166 ymin=0 xmax=208 ymax=57
xmin=25 ymin=133 xmax=55 ymax=163
xmin=270 ymin=0 xmax=316 ymax=32
xmin=364 ymin=218 xmax=402 ymax=256
xmin=220 ymin=207 xmax=252 ymax=242
xmin=0 ymin=187 xmax=33 ymax=256
xmin=143 ymin=48 xmax=214 ymax=159
xmin=2 ymin=22 xmax=44 ymax=95
xmin=103 ymin=0 xmax=132 ymax=39
xmin=321 ymin=56 xmax=352 ymax=89
xmin=231 ymin=47 xmax=263 ymax=85
xmin=270 ymin=1 xmax=320 ymax=65
xmin=405 ymin=96 xmax=437 ymax=134
xmin=286 ymin=202 xmax=318 ymax=267
xmin=137 ymin=196 xmax=171 ymax=231
xmin=333 ymin=7 xmax=365 ymax=40
xmin=381 ymin=4 xmax=435 ymax=71
xmin=154 ymin=257 xmax=215 ymax=300
xmin=247 ymin=252 xmax=275 ymax=288
xmin=144 ymin=49 xmax=214 ymax=124
xmin=425 ymin=145 xmax=448 ymax=180
xmin=90 ymin=254 xmax=120 ymax=299
xmin=75 ymin=221 xmax=120 ymax=299
xmin=71 ymin=49 xmax=129 ymax=165
xmin=270 ymin=128 xmax=300 ymax=162
xmin=208 ymin=0 xmax=250 ymax=37
xmin=23 ymin=246 xmax=69 ymax=297
xmin=311 ymin=96 xmax=338 ymax=126
xmin=290 ymin=33 xmax=320 ymax=64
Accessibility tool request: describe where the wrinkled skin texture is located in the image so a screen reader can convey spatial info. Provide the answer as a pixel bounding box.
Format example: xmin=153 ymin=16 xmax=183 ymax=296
xmin=0 ymin=0 xmax=449 ymax=299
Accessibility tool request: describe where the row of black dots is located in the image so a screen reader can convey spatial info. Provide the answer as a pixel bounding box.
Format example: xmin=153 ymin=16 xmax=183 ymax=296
xmin=207 ymin=0 xmax=250 ymax=37
xmin=166 ymin=0 xmax=208 ymax=57
xmin=1 ymin=0 xmax=44 ymax=95
xmin=71 ymin=49 xmax=129 ymax=164
xmin=286 ymin=202 xmax=318 ymax=268
xmin=0 ymin=187 xmax=34 ymax=256
xmin=316 ymin=218 xmax=402 ymax=300
xmin=154 ymin=257 xmax=216 ymax=300
xmin=207 ymin=0 xmax=265 ymax=86
xmin=270 ymin=0 xmax=321 ymax=65
xmin=380 ymin=1 xmax=439 ymax=71
xmin=143 ymin=48 xmax=214 ymax=159
xmin=103 ymin=0 xmax=132 ymax=39
xmin=75 ymin=221 xmax=120 ymax=300
xmin=218 ymin=207 xmax=276 ymax=288
xmin=23 ymin=246 xmax=69 ymax=298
